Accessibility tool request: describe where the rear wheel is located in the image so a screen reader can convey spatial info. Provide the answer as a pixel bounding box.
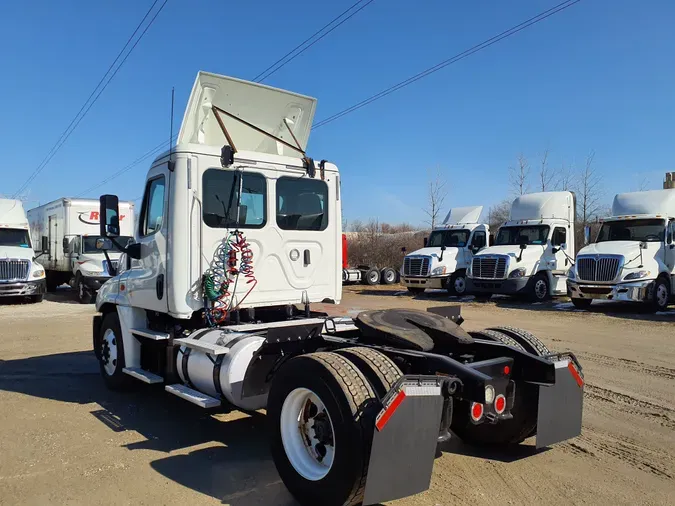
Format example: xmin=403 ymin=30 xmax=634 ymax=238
xmin=571 ymin=298 xmax=593 ymax=310
xmin=486 ymin=326 xmax=551 ymax=356
xmin=380 ymin=267 xmax=397 ymax=285
xmin=335 ymin=347 xmax=401 ymax=397
xmin=364 ymin=268 xmax=380 ymax=286
xmin=269 ymin=352 xmax=379 ymax=506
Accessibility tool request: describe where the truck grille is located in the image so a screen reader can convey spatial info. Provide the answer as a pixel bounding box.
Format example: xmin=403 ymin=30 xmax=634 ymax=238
xmin=0 ymin=259 xmax=30 ymax=282
xmin=576 ymin=256 xmax=621 ymax=282
xmin=404 ymin=256 xmax=430 ymax=276
xmin=472 ymin=256 xmax=508 ymax=279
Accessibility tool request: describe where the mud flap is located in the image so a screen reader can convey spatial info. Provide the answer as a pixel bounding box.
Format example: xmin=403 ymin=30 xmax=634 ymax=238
xmin=363 ymin=377 xmax=444 ymax=506
xmin=536 ymin=357 xmax=584 ymax=448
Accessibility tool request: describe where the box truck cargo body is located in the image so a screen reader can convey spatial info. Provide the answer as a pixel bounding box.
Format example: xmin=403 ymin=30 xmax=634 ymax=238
xmin=0 ymin=199 xmax=46 ymax=302
xmin=28 ymin=198 xmax=134 ymax=302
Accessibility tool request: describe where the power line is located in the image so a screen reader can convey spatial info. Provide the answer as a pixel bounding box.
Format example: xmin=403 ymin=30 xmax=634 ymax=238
xmin=313 ymin=0 xmax=582 ymax=129
xmin=253 ymin=0 xmax=376 ymax=83
xmin=12 ymin=0 xmax=170 ymax=198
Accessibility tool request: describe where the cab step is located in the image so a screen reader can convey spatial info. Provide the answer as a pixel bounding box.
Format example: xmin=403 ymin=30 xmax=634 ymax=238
xmin=123 ymin=367 xmax=163 ymax=384
xmin=173 ymin=337 xmax=230 ymax=355
xmin=131 ymin=328 xmax=170 ymax=341
xmin=165 ymin=384 xmax=221 ymax=408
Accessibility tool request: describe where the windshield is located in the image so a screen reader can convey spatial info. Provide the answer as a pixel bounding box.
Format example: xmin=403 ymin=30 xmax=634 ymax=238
xmin=0 ymin=228 xmax=31 ymax=248
xmin=427 ymin=229 xmax=470 ymax=248
xmin=496 ymin=226 xmax=550 ymax=246
xmin=597 ymin=219 xmax=665 ymax=243
xmin=82 ymin=236 xmax=133 ymax=253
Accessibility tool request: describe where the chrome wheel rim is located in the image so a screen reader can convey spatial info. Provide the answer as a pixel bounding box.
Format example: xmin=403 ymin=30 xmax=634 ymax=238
xmin=656 ymin=283 xmax=668 ymax=308
xmin=101 ymin=328 xmax=118 ymax=376
xmin=454 ymin=276 xmax=466 ymax=294
xmin=534 ymin=279 xmax=548 ymax=299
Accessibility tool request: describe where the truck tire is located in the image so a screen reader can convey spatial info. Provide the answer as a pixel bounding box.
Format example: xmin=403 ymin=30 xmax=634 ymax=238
xmin=486 ymin=326 xmax=551 ymax=356
xmin=364 ymin=268 xmax=380 ymax=286
xmin=407 ymin=287 xmax=425 ymax=295
xmin=447 ymin=270 xmax=467 ymax=296
xmin=268 ymin=352 xmax=379 ymax=506
xmin=468 ymin=329 xmax=525 ymax=351
xmin=380 ymin=267 xmax=397 ymax=285
xmin=76 ymin=273 xmax=92 ymax=304
xmin=529 ymin=272 xmax=550 ymax=302
xmin=29 ymin=294 xmax=44 ymax=303
xmin=571 ymin=298 xmax=592 ymax=310
xmin=335 ymin=347 xmax=402 ymax=398
xmin=649 ymin=277 xmax=670 ymax=312
xmin=98 ymin=311 xmax=133 ymax=390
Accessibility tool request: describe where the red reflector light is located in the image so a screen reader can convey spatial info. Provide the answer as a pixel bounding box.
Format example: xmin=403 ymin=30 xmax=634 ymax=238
xmin=494 ymin=394 xmax=506 ymax=414
xmin=375 ymin=390 xmax=406 ymax=431
xmin=503 ymin=365 xmax=510 ymax=375
xmin=470 ymin=402 xmax=484 ymax=422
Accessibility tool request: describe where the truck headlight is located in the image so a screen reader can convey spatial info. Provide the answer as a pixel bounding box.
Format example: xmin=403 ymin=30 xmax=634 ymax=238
xmin=508 ymin=268 xmax=527 ymax=279
xmin=32 ymin=269 xmax=45 ymax=279
xmin=431 ymin=266 xmax=447 ymax=276
xmin=624 ymin=270 xmax=650 ymax=281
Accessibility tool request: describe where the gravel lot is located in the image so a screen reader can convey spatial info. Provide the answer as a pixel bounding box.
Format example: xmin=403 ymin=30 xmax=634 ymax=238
xmin=0 ymin=286 xmax=673 ymax=505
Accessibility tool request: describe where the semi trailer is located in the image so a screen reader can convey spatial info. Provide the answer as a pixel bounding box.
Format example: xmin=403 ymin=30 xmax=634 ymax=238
xmin=467 ymin=191 xmax=576 ymax=301
xmin=91 ymin=71 xmax=584 ymax=506
xmin=401 ymin=206 xmax=489 ymax=295
xmin=568 ymin=189 xmax=675 ymax=311
xmin=0 ymin=198 xmax=46 ymax=302
xmin=27 ymin=198 xmax=135 ymax=303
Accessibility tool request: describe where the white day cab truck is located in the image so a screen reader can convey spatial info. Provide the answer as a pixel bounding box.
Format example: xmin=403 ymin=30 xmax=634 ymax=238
xmin=0 ymin=199 xmax=46 ymax=302
xmin=27 ymin=198 xmax=135 ymax=303
xmin=568 ymin=189 xmax=675 ymax=312
xmin=401 ymin=206 xmax=489 ymax=296
xmin=467 ymin=191 xmax=575 ymax=302
xmin=91 ymin=71 xmax=584 ymax=506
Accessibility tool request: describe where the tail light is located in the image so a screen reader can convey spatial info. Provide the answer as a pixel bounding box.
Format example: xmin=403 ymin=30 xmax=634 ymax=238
xmin=494 ymin=394 xmax=506 ymax=414
xmin=470 ymin=402 xmax=484 ymax=422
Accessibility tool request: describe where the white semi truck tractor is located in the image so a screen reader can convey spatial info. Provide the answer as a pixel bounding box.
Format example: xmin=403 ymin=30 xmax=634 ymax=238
xmin=568 ymin=189 xmax=675 ymax=311
xmin=0 ymin=198 xmax=46 ymax=302
xmin=467 ymin=191 xmax=576 ymax=302
xmin=401 ymin=206 xmax=489 ymax=296
xmin=91 ymin=71 xmax=584 ymax=506
xmin=27 ymin=198 xmax=135 ymax=303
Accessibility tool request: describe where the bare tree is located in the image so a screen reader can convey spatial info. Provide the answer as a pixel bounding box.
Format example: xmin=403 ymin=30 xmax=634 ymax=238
xmin=538 ymin=148 xmax=555 ymax=191
xmin=637 ymin=176 xmax=650 ymax=191
xmin=577 ymin=151 xmax=604 ymax=226
xmin=556 ymin=160 xmax=576 ymax=192
xmin=509 ymin=154 xmax=530 ymax=195
xmin=488 ymin=199 xmax=511 ymax=231
xmin=422 ymin=168 xmax=447 ymax=229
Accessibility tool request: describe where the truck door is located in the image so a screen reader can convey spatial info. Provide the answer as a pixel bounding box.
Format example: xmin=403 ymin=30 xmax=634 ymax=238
xmin=48 ymin=215 xmax=58 ymax=269
xmin=466 ymin=228 xmax=487 ymax=268
xmin=667 ymin=220 xmax=675 ymax=293
xmin=125 ymin=164 xmax=169 ymax=313
xmin=551 ymin=226 xmax=569 ymax=274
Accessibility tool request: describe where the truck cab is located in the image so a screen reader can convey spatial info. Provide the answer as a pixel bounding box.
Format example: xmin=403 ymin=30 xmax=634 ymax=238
xmin=0 ymin=199 xmax=46 ymax=302
xmin=401 ymin=206 xmax=488 ymax=295
xmin=568 ymin=189 xmax=675 ymax=311
xmin=467 ymin=192 xmax=575 ymax=301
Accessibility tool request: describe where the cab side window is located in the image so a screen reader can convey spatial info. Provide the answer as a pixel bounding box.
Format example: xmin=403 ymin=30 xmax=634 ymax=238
xmin=552 ymin=227 xmax=567 ymax=246
xmin=276 ymin=177 xmax=328 ymax=231
xmin=471 ymin=231 xmax=486 ymax=249
xmin=141 ymin=176 xmax=166 ymax=237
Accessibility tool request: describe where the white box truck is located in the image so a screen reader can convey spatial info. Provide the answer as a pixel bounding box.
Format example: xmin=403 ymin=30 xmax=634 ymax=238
xmin=27 ymin=198 xmax=135 ymax=303
xmin=0 ymin=199 xmax=46 ymax=302
xmin=401 ymin=206 xmax=489 ymax=296
xmin=568 ymin=189 xmax=675 ymax=311
xmin=467 ymin=191 xmax=575 ymax=301
xmin=88 ymin=71 xmax=584 ymax=506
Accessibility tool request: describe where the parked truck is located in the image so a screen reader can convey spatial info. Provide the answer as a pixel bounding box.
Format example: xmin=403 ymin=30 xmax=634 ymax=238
xmin=568 ymin=189 xmax=675 ymax=311
xmin=90 ymin=71 xmax=584 ymax=506
xmin=401 ymin=206 xmax=489 ymax=296
xmin=27 ymin=198 xmax=135 ymax=303
xmin=341 ymin=233 xmax=399 ymax=285
xmin=0 ymin=199 xmax=46 ymax=302
xmin=467 ymin=191 xmax=575 ymax=301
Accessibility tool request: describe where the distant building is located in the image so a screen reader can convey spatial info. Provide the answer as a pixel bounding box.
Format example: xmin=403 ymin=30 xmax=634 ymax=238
xmin=665 ymin=172 xmax=675 ymax=189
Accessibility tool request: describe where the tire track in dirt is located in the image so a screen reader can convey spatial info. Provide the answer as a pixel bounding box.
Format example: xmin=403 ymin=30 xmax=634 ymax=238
xmin=584 ymin=383 xmax=675 ymax=429
xmin=568 ymin=428 xmax=674 ymax=480
xmin=577 ymin=351 xmax=675 ymax=380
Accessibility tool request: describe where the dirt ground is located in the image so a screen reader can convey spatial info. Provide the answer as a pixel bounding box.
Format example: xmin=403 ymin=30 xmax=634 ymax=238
xmin=0 ymin=286 xmax=673 ymax=506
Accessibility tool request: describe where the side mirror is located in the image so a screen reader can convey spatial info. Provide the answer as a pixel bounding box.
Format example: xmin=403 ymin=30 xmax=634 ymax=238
xmin=62 ymin=237 xmax=69 ymax=254
xmin=401 ymin=247 xmax=407 ymax=253
xmin=440 ymin=245 xmax=447 ymax=251
xmin=96 ymin=237 xmax=113 ymax=251
xmin=423 ymin=237 xmax=428 ymax=247
xmin=583 ymin=225 xmax=591 ymax=246
xmin=640 ymin=241 xmax=648 ymax=250
xmin=519 ymin=242 xmax=528 ymax=250
xmin=100 ymin=194 xmax=120 ymax=237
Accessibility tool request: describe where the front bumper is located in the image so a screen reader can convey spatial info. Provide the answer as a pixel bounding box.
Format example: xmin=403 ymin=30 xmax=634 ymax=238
xmin=402 ymin=275 xmax=448 ymax=289
xmin=82 ymin=276 xmax=112 ymax=292
xmin=0 ymin=279 xmax=46 ymax=297
xmin=567 ymin=279 xmax=653 ymax=302
xmin=467 ymin=276 xmax=530 ymax=294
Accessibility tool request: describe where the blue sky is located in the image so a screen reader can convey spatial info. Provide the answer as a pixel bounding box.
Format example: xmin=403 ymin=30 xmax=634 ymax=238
xmin=1 ymin=0 xmax=673 ymax=225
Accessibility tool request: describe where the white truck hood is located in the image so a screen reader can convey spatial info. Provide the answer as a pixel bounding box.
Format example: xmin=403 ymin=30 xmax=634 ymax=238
xmin=178 ymin=71 xmax=317 ymax=157
xmin=577 ymin=241 xmax=660 ymax=270
xmin=0 ymin=246 xmax=35 ymax=261
xmin=407 ymin=247 xmax=461 ymax=272
xmin=475 ymin=245 xmax=546 ymax=272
